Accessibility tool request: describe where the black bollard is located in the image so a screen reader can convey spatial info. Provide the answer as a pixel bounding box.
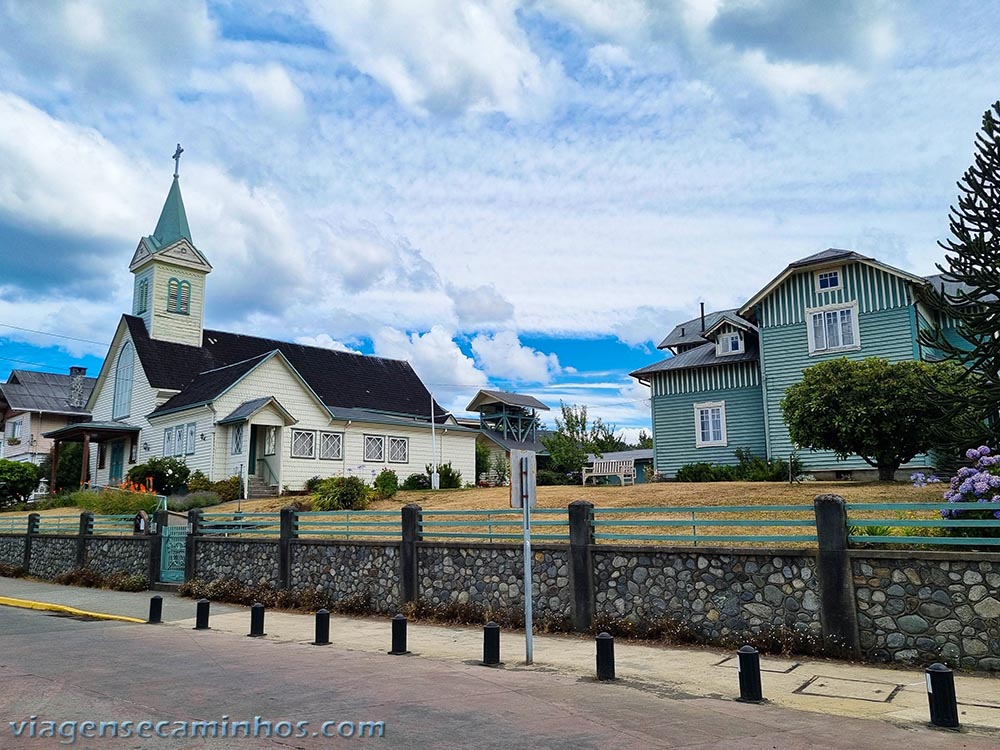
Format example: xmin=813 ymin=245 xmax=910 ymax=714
xmin=313 ymin=609 xmax=331 ymax=646
xmin=389 ymin=613 xmax=409 ymax=655
xmin=147 ymin=595 xmax=163 ymax=624
xmin=737 ymin=645 xmax=763 ymax=703
xmin=926 ymin=663 xmax=960 ymax=729
xmin=482 ymin=621 xmax=501 ymax=666
xmin=596 ymin=632 xmax=615 ymax=681
xmin=194 ymin=599 xmax=211 ymax=630
xmin=248 ymin=602 xmax=266 ymax=638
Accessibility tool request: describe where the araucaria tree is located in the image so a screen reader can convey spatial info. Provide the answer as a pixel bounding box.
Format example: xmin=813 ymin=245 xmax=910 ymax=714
xmin=781 ymin=358 xmax=974 ymax=481
xmin=918 ymin=100 xmax=1000 ymax=452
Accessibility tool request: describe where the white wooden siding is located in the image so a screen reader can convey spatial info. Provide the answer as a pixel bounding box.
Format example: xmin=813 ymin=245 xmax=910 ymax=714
xmin=148 ymin=263 xmax=205 ymax=347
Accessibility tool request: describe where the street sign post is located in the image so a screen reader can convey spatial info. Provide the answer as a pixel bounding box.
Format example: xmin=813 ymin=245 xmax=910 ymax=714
xmin=510 ymin=450 xmax=536 ymax=664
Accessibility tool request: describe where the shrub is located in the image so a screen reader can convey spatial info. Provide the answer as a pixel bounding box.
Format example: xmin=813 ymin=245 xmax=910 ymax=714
xmin=373 ymin=469 xmax=398 ymax=500
xmin=167 ymin=491 xmax=222 ymax=512
xmin=426 ymin=462 xmax=462 ymax=489
xmin=491 ymin=454 xmax=510 ymax=485
xmin=537 ymin=469 xmax=574 ymax=486
xmin=938 ymin=446 xmax=1000 ymax=538
xmin=675 ymin=462 xmax=733 ymax=482
xmin=313 ymin=476 xmax=370 ymax=511
xmin=104 ymin=571 xmax=149 ymax=591
xmin=0 ymin=562 xmax=26 ymax=578
xmin=71 ymin=487 xmax=158 ymax=515
xmin=475 ymin=441 xmax=492 ymax=482
xmin=402 ymin=473 xmax=430 ymax=490
xmin=675 ymin=450 xmax=802 ymax=483
xmin=54 ymin=568 xmax=104 ymax=588
xmin=211 ymin=476 xmax=242 ymax=503
xmin=187 ymin=470 xmax=212 ymax=493
xmin=127 ymin=456 xmax=190 ymax=495
xmin=304 ymin=475 xmax=324 ymax=493
xmin=0 ymin=459 xmax=41 ymax=507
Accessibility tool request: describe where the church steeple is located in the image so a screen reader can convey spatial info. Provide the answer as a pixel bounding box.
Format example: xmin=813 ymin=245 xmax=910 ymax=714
xmin=128 ymin=144 xmax=212 ymax=348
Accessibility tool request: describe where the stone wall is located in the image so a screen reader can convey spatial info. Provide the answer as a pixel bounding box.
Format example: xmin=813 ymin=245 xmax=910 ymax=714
xmin=194 ymin=539 xmax=280 ymax=586
xmin=290 ymin=541 xmax=400 ymax=613
xmin=417 ymin=544 xmax=572 ymax=622
xmin=593 ymin=548 xmax=822 ymax=641
xmin=27 ymin=536 xmax=78 ymax=579
xmin=0 ymin=535 xmax=25 ymax=567
xmin=84 ymin=538 xmax=151 ymax=579
xmin=853 ymin=552 xmax=1000 ymax=670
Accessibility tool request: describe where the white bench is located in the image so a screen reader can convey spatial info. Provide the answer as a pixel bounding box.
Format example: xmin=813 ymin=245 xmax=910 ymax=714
xmin=582 ymin=459 xmax=635 ymax=486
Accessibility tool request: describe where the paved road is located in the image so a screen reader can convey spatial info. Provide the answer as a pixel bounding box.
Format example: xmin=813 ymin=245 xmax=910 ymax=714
xmin=0 ymin=607 xmax=994 ymax=750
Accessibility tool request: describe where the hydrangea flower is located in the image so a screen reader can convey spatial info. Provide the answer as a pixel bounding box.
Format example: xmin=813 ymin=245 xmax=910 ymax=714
xmin=939 ymin=446 xmax=1000 ymax=522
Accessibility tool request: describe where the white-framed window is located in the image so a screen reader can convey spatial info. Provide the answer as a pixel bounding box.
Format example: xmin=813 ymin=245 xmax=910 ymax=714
xmin=807 ymin=302 xmax=860 ymax=354
xmin=319 ymin=431 xmax=343 ymax=460
xmin=113 ymin=341 xmax=134 ymax=419
xmin=364 ymin=434 xmax=385 ymax=462
xmin=291 ymin=429 xmax=315 ymax=459
xmin=135 ymin=278 xmax=149 ymax=314
xmin=694 ymin=401 xmax=727 ymax=448
xmin=264 ymin=426 xmax=277 ymax=456
xmin=231 ymin=424 xmax=244 ymax=455
xmin=8 ymin=420 xmax=22 ymax=440
xmin=815 ymin=268 xmax=842 ymax=292
xmin=175 ymin=425 xmax=186 ymax=457
xmin=716 ymin=331 xmax=743 ymax=356
xmin=388 ymin=436 xmax=408 ymax=463
xmin=186 ymin=422 xmax=197 ymax=455
xmin=163 ymin=428 xmax=174 ymax=457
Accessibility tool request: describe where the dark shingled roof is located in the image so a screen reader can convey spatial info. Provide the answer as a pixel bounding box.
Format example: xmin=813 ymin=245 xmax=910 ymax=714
xmin=787 ymin=248 xmax=870 ymax=268
xmin=657 ymin=309 xmax=745 ymax=351
xmin=123 ymin=316 xmax=447 ymax=421
xmin=217 ymin=397 xmax=289 ymax=425
xmin=1 ymin=370 xmax=96 ymax=415
xmin=479 ymin=427 xmax=551 ymax=454
xmin=631 ymin=337 xmax=759 ymax=378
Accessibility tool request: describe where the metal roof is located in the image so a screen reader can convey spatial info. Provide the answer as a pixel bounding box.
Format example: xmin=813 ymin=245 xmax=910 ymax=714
xmin=478 ymin=427 xmax=551 ymax=454
xmin=466 ymin=390 xmax=550 ymax=412
xmin=656 ymin=309 xmax=742 ymax=350
xmin=631 ymin=339 xmax=759 ymax=378
xmin=586 ymin=449 xmax=653 ymax=463
xmin=1 ymin=370 xmax=95 ymax=415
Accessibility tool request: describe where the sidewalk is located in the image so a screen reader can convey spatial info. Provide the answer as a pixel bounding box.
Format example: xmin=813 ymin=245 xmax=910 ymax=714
xmin=2 ymin=576 xmax=999 ymax=734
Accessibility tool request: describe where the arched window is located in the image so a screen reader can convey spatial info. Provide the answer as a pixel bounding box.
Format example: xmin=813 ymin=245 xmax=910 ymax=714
xmin=135 ymin=279 xmax=149 ymax=314
xmin=167 ymin=278 xmax=191 ymax=315
xmin=113 ymin=342 xmax=134 ymax=419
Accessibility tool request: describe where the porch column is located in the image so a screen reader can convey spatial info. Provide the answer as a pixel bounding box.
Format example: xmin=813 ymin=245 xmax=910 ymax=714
xmin=50 ymin=440 xmax=60 ymax=494
xmin=80 ymin=433 xmax=90 ymax=488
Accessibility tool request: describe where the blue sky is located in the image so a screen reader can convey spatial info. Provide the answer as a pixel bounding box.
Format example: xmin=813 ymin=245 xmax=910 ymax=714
xmin=0 ymin=1 xmax=997 ymax=440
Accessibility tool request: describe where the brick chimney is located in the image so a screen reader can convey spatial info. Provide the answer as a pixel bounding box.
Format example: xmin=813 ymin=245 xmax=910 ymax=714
xmin=68 ymin=366 xmax=87 ymax=409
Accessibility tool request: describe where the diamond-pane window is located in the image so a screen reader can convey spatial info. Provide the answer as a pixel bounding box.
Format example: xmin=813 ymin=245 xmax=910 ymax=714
xmin=388 ymin=437 xmax=408 ymax=463
xmin=364 ymin=435 xmax=385 ymax=462
xmin=320 ymin=432 xmax=343 ymax=460
xmin=292 ymin=430 xmax=315 ymax=458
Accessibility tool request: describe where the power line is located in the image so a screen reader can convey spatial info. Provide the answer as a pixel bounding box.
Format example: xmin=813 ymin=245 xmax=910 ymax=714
xmin=0 ymin=355 xmax=58 ymax=369
xmin=0 ymin=323 xmax=108 ymax=347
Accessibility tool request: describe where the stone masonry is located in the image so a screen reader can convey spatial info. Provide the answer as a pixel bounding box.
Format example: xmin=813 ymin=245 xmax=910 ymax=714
xmin=853 ymin=554 xmax=1000 ymax=670
xmin=289 ymin=542 xmax=400 ymax=613
xmin=0 ymin=535 xmax=25 ymax=567
xmin=26 ymin=536 xmax=77 ymax=579
xmin=195 ymin=539 xmax=280 ymax=587
xmin=84 ymin=538 xmax=151 ymax=579
xmin=593 ymin=549 xmax=822 ymax=641
xmin=418 ymin=544 xmax=572 ymax=621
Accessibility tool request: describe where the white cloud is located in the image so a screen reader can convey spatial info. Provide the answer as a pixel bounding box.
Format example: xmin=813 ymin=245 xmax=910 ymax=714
xmin=372 ymin=326 xmax=487 ymax=411
xmin=471 ymin=331 xmax=561 ymax=383
xmin=447 ymin=283 xmax=515 ymax=327
xmin=306 ymin=0 xmax=564 ymax=118
xmin=0 ymin=0 xmax=214 ymax=98
xmin=294 ymin=333 xmax=361 ymax=354
xmin=192 ymin=63 xmax=307 ymax=122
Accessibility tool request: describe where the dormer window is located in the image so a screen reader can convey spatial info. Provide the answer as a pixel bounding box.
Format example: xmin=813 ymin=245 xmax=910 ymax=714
xmin=716 ymin=331 xmax=743 ymax=356
xmin=816 ymin=269 xmax=841 ymax=292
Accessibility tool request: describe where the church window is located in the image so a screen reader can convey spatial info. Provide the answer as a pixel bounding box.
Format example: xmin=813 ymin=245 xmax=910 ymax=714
xmin=135 ymin=279 xmax=149 ymax=314
xmin=113 ymin=342 xmax=133 ymax=419
xmin=167 ymin=278 xmax=191 ymax=315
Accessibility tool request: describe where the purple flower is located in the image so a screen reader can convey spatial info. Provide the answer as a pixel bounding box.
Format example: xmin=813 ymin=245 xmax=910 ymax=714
xmin=978 ymin=446 xmax=991 ymax=457
xmin=967 ymin=448 xmax=980 ymax=459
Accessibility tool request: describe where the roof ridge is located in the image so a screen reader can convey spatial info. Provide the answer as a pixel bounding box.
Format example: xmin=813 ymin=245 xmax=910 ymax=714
xmin=196 ymin=350 xmax=275 ymax=376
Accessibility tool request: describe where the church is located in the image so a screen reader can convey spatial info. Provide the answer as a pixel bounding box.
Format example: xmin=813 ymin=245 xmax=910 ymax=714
xmin=45 ymin=150 xmax=477 ymax=496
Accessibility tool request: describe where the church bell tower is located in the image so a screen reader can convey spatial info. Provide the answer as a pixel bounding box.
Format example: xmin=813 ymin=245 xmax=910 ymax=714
xmin=128 ymin=144 xmax=212 ymax=347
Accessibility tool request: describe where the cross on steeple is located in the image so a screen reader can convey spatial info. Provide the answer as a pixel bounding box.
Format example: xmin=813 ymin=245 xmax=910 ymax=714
xmin=172 ymin=143 xmax=184 ymax=178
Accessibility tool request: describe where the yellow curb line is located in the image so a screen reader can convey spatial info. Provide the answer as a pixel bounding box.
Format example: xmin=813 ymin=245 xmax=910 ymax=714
xmin=0 ymin=596 xmax=146 ymax=624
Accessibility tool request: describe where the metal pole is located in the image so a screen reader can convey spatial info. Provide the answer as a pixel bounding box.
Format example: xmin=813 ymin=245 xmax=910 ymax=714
xmin=313 ymin=609 xmax=330 ymax=645
xmin=737 ymin=645 xmax=763 ymax=702
xmin=430 ymin=392 xmax=439 ymax=489
xmin=147 ymin=595 xmax=163 ymax=624
xmin=521 ymin=456 xmax=533 ymax=665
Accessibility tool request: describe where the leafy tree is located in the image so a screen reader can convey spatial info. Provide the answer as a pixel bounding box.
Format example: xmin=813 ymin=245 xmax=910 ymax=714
xmin=38 ymin=443 xmax=83 ymax=494
xmin=781 ymin=358 xmax=975 ymax=481
xmin=0 ymin=460 xmax=41 ymax=507
xmin=633 ymin=429 xmax=653 ymax=450
xmin=542 ymin=402 xmax=627 ymax=474
xmin=917 ymin=99 xmax=1000 ymax=455
xmin=475 ymin=440 xmax=492 ymax=482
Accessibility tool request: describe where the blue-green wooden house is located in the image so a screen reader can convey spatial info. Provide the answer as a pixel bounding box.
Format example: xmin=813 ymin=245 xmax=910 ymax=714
xmin=631 ymin=249 xmax=964 ymax=479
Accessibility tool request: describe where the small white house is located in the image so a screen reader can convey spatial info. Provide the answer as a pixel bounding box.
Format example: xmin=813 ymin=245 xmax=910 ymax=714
xmin=46 ymin=166 xmax=476 ymax=496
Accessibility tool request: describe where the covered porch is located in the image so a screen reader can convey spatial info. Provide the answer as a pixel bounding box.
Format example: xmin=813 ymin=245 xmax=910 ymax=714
xmin=43 ymin=421 xmax=141 ymax=491
xmin=218 ymin=397 xmax=296 ymax=498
